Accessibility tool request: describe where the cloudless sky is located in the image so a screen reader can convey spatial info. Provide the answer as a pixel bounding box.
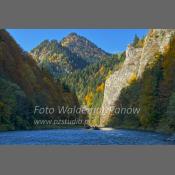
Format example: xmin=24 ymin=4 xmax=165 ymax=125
xmin=7 ymin=29 xmax=148 ymax=53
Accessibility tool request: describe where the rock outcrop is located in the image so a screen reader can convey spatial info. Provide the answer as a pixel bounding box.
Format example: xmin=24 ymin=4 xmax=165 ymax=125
xmin=100 ymin=29 xmax=175 ymax=126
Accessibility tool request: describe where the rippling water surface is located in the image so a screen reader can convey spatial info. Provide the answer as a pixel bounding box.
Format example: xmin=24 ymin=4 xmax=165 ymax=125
xmin=0 ymin=129 xmax=174 ymax=145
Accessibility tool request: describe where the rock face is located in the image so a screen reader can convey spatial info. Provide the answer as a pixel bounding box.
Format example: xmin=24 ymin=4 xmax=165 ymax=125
xmin=100 ymin=29 xmax=175 ymax=126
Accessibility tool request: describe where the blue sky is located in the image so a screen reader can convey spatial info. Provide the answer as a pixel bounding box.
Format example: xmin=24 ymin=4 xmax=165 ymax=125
xmin=7 ymin=29 xmax=148 ymax=53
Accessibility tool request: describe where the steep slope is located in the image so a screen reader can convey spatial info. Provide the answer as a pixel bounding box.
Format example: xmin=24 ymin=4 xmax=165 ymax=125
xmin=31 ymin=33 xmax=111 ymax=78
xmin=100 ymin=29 xmax=175 ymax=132
xmin=0 ymin=29 xmax=80 ymax=130
xmin=31 ymin=40 xmax=87 ymax=77
xmin=60 ymin=55 xmax=122 ymax=105
xmin=59 ymin=54 xmax=124 ymax=125
xmin=100 ymin=45 xmax=142 ymax=125
xmin=60 ymin=32 xmax=111 ymax=63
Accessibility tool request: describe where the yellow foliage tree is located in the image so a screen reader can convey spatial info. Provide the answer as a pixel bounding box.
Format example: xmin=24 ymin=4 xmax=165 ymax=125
xmin=163 ymin=44 xmax=170 ymax=54
xmin=127 ymin=72 xmax=137 ymax=84
xmin=99 ymin=66 xmax=105 ymax=75
xmin=105 ymin=70 xmax=112 ymax=80
xmin=96 ymin=83 xmax=105 ymax=93
xmin=84 ymin=91 xmax=93 ymax=107
xmin=136 ymin=39 xmax=144 ymax=48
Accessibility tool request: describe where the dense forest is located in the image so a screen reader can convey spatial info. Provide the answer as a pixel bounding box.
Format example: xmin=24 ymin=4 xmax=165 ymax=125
xmin=59 ymin=53 xmax=125 ymax=124
xmin=0 ymin=29 xmax=81 ymax=131
xmin=31 ymin=32 xmax=111 ymax=77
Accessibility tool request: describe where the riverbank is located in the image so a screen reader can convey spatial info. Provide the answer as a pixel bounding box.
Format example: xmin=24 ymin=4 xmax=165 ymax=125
xmin=0 ymin=122 xmax=174 ymax=139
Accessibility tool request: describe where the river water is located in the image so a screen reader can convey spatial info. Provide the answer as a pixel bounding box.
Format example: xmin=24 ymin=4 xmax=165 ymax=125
xmin=0 ymin=128 xmax=174 ymax=145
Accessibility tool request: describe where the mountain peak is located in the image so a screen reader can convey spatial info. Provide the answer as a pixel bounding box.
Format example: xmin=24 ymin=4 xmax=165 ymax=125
xmin=67 ymin=32 xmax=79 ymax=37
xmin=60 ymin=32 xmax=111 ymax=63
xmin=61 ymin=32 xmax=84 ymax=45
xmin=31 ymin=32 xmax=111 ymax=77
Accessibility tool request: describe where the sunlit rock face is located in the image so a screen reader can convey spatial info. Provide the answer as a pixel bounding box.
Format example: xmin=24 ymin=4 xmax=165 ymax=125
xmin=100 ymin=29 xmax=175 ymax=126
xmin=137 ymin=29 xmax=175 ymax=77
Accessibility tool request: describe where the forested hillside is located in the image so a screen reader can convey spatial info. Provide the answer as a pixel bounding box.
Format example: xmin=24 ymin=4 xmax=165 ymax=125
xmin=60 ymin=32 xmax=111 ymax=63
xmin=31 ymin=33 xmax=111 ymax=77
xmin=60 ymin=53 xmax=125 ymax=107
xmin=0 ymin=29 xmax=80 ymax=131
xmin=59 ymin=54 xmax=125 ymax=125
xmin=31 ymin=40 xmax=88 ymax=77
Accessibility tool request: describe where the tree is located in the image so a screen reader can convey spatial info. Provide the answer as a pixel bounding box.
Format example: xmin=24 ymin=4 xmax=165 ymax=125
xmin=166 ymin=92 xmax=175 ymax=129
xmin=84 ymin=91 xmax=93 ymax=107
xmin=96 ymin=83 xmax=105 ymax=93
xmin=131 ymin=35 xmax=145 ymax=48
xmin=127 ymin=72 xmax=137 ymax=85
xmin=131 ymin=35 xmax=140 ymax=47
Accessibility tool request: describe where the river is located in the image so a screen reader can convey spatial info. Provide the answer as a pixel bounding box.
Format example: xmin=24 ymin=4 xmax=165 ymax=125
xmin=0 ymin=128 xmax=174 ymax=145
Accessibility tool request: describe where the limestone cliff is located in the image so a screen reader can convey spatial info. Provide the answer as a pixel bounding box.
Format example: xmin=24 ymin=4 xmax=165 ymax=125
xmin=100 ymin=29 xmax=175 ymax=126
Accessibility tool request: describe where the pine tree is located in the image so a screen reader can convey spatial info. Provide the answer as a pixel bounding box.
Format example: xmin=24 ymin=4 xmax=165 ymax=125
xmin=131 ymin=35 xmax=140 ymax=47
